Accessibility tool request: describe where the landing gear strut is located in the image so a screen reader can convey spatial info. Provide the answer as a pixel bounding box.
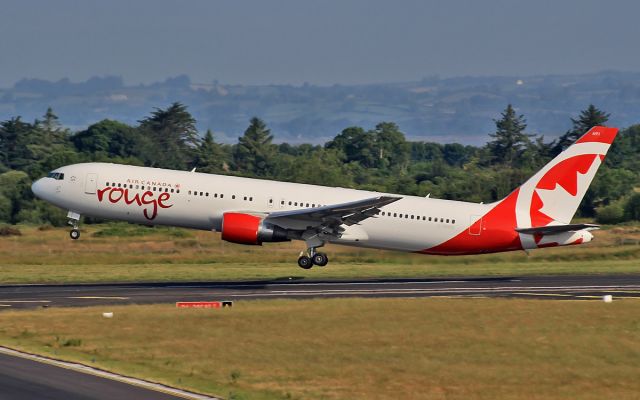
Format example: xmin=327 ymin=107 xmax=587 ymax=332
xmin=67 ymin=211 xmax=81 ymax=240
xmin=297 ymin=247 xmax=329 ymax=269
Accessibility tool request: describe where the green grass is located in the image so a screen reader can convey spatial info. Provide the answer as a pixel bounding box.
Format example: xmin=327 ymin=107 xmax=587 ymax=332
xmin=0 ymin=298 xmax=639 ymax=399
xmin=0 ymin=223 xmax=638 ymax=284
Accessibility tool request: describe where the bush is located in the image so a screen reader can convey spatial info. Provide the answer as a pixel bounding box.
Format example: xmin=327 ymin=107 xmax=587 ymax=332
xmin=0 ymin=225 xmax=22 ymax=236
xmin=595 ymin=203 xmax=626 ymax=224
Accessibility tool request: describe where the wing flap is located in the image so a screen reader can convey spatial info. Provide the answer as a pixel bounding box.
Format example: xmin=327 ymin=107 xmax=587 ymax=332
xmin=265 ymin=196 xmax=401 ymax=229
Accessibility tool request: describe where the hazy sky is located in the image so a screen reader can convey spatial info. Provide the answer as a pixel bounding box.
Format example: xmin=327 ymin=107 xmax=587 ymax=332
xmin=1 ymin=0 xmax=639 ymax=87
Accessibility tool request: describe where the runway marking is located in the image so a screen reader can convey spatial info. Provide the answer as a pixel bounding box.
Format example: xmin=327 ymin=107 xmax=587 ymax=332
xmin=67 ymin=296 xmax=130 ymax=300
xmin=0 ymin=300 xmax=51 ymax=303
xmin=513 ymin=293 xmax=574 ymax=297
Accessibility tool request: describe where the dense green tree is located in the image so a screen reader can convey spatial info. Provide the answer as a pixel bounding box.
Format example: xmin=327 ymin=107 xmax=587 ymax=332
xmin=194 ymin=129 xmax=226 ymax=173
xmin=624 ymin=193 xmax=640 ymax=221
xmin=138 ymin=102 xmax=199 ymax=169
xmin=0 ymin=117 xmax=33 ymax=170
xmin=552 ymin=105 xmax=610 ymax=154
xmin=0 ymin=170 xmax=32 ymax=224
xmin=325 ymin=126 xmax=376 ymax=167
xmin=40 ymin=107 xmax=69 ymax=146
xmin=233 ymin=117 xmax=276 ymax=176
xmin=486 ymin=104 xmax=532 ymax=167
xmin=371 ymin=122 xmax=410 ymax=170
xmin=73 ymin=119 xmax=144 ymax=160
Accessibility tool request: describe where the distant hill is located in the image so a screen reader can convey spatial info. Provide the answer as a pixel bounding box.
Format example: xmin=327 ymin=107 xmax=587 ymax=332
xmin=1 ymin=71 xmax=639 ymax=144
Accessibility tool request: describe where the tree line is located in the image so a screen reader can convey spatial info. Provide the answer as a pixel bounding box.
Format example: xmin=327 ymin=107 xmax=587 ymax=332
xmin=1 ymin=103 xmax=639 ymax=226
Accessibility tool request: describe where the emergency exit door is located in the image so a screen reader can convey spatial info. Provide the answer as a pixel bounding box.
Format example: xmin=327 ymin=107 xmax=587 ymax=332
xmin=469 ymin=215 xmax=482 ymax=235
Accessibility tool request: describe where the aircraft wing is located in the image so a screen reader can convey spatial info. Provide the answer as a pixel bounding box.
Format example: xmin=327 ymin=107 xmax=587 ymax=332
xmin=265 ymin=196 xmax=401 ymax=230
xmin=515 ymin=223 xmax=600 ymax=235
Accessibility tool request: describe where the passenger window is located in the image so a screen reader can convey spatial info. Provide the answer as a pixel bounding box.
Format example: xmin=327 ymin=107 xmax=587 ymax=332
xmin=232 ymin=195 xmax=236 ymax=199
xmin=428 ymin=217 xmax=432 ymax=221
xmin=118 ymin=183 xmax=122 ymax=188
xmin=250 ymin=197 xmax=253 ymax=201
xmin=411 ymin=215 xmax=414 ymax=219
xmin=446 ymin=219 xmax=450 ymax=223
xmin=220 ymin=194 xmax=223 ymax=198
xmin=170 ymin=188 xmax=174 ymax=193
xmin=214 ymin=193 xmax=218 ymax=198
xmin=440 ymin=218 xmax=444 ymax=223
xmin=206 ymin=193 xmax=209 ymax=197
xmin=394 ymin=213 xmax=397 ymax=217
xmin=243 ymin=196 xmax=247 ymax=201
xmin=452 ymin=219 xmax=456 ymax=224
xmin=188 ymin=190 xmax=192 ymax=195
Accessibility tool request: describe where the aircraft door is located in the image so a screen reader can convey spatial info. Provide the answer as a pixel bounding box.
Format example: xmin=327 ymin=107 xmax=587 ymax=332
xmin=469 ymin=215 xmax=482 ymax=235
xmin=85 ymin=173 xmax=98 ymax=194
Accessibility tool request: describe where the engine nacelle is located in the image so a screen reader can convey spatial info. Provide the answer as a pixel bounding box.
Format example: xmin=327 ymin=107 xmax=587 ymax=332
xmin=221 ymin=212 xmax=289 ymax=245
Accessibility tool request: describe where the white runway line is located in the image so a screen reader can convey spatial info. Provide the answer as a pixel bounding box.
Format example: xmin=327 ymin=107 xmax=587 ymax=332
xmin=0 ymin=300 xmax=51 ymax=303
xmin=66 ymin=296 xmax=130 ymax=300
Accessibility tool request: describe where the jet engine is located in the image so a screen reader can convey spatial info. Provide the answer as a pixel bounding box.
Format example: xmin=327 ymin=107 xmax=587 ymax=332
xmin=221 ymin=212 xmax=289 ymax=245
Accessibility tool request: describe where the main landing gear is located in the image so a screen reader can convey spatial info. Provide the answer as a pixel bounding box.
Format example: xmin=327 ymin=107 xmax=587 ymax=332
xmin=67 ymin=211 xmax=81 ymax=240
xmin=297 ymin=247 xmax=329 ymax=269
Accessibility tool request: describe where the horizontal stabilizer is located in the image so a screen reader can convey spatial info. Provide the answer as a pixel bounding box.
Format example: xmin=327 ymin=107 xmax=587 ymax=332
xmin=516 ymin=223 xmax=599 ymax=235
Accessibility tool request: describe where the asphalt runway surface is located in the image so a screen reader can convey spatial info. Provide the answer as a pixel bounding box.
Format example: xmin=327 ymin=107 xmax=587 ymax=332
xmin=0 ymin=350 xmax=215 ymax=400
xmin=1 ymin=274 xmax=639 ymax=309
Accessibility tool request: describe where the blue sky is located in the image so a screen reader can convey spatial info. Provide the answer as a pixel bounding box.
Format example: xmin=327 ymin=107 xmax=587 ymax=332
xmin=1 ymin=0 xmax=639 ymax=86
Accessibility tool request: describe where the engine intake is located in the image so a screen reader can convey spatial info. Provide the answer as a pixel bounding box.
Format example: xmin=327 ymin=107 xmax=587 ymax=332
xmin=221 ymin=212 xmax=289 ymax=245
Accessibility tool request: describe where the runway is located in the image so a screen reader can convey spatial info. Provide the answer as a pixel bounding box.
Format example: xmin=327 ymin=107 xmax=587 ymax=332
xmin=0 ymin=348 xmax=217 ymax=400
xmin=1 ymin=274 xmax=639 ymax=309
xmin=0 ymin=274 xmax=638 ymax=399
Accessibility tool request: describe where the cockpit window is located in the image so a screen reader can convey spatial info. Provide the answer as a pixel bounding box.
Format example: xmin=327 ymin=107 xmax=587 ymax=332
xmin=46 ymin=172 xmax=65 ymax=180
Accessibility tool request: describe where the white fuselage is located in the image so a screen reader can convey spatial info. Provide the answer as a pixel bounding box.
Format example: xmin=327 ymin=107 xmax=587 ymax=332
xmin=32 ymin=163 xmax=489 ymax=253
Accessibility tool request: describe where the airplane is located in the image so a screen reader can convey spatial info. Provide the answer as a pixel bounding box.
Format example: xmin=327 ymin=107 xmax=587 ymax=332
xmin=31 ymin=126 xmax=617 ymax=269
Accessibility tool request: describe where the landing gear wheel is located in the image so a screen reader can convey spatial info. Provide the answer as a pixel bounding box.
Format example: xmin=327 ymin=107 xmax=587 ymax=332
xmin=297 ymin=255 xmax=313 ymax=269
xmin=312 ymin=252 xmax=328 ymax=267
xmin=70 ymin=229 xmax=80 ymax=240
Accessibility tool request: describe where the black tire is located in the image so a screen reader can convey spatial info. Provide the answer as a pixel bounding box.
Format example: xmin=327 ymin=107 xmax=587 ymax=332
xmin=297 ymin=256 xmax=313 ymax=269
xmin=70 ymin=229 xmax=80 ymax=240
xmin=312 ymin=253 xmax=328 ymax=267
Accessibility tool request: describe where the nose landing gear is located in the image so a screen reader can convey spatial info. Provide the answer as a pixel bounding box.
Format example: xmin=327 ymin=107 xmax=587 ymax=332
xmin=67 ymin=211 xmax=81 ymax=240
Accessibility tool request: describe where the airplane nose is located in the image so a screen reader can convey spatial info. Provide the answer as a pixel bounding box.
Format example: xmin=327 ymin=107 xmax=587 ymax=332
xmin=31 ymin=178 xmax=45 ymax=199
